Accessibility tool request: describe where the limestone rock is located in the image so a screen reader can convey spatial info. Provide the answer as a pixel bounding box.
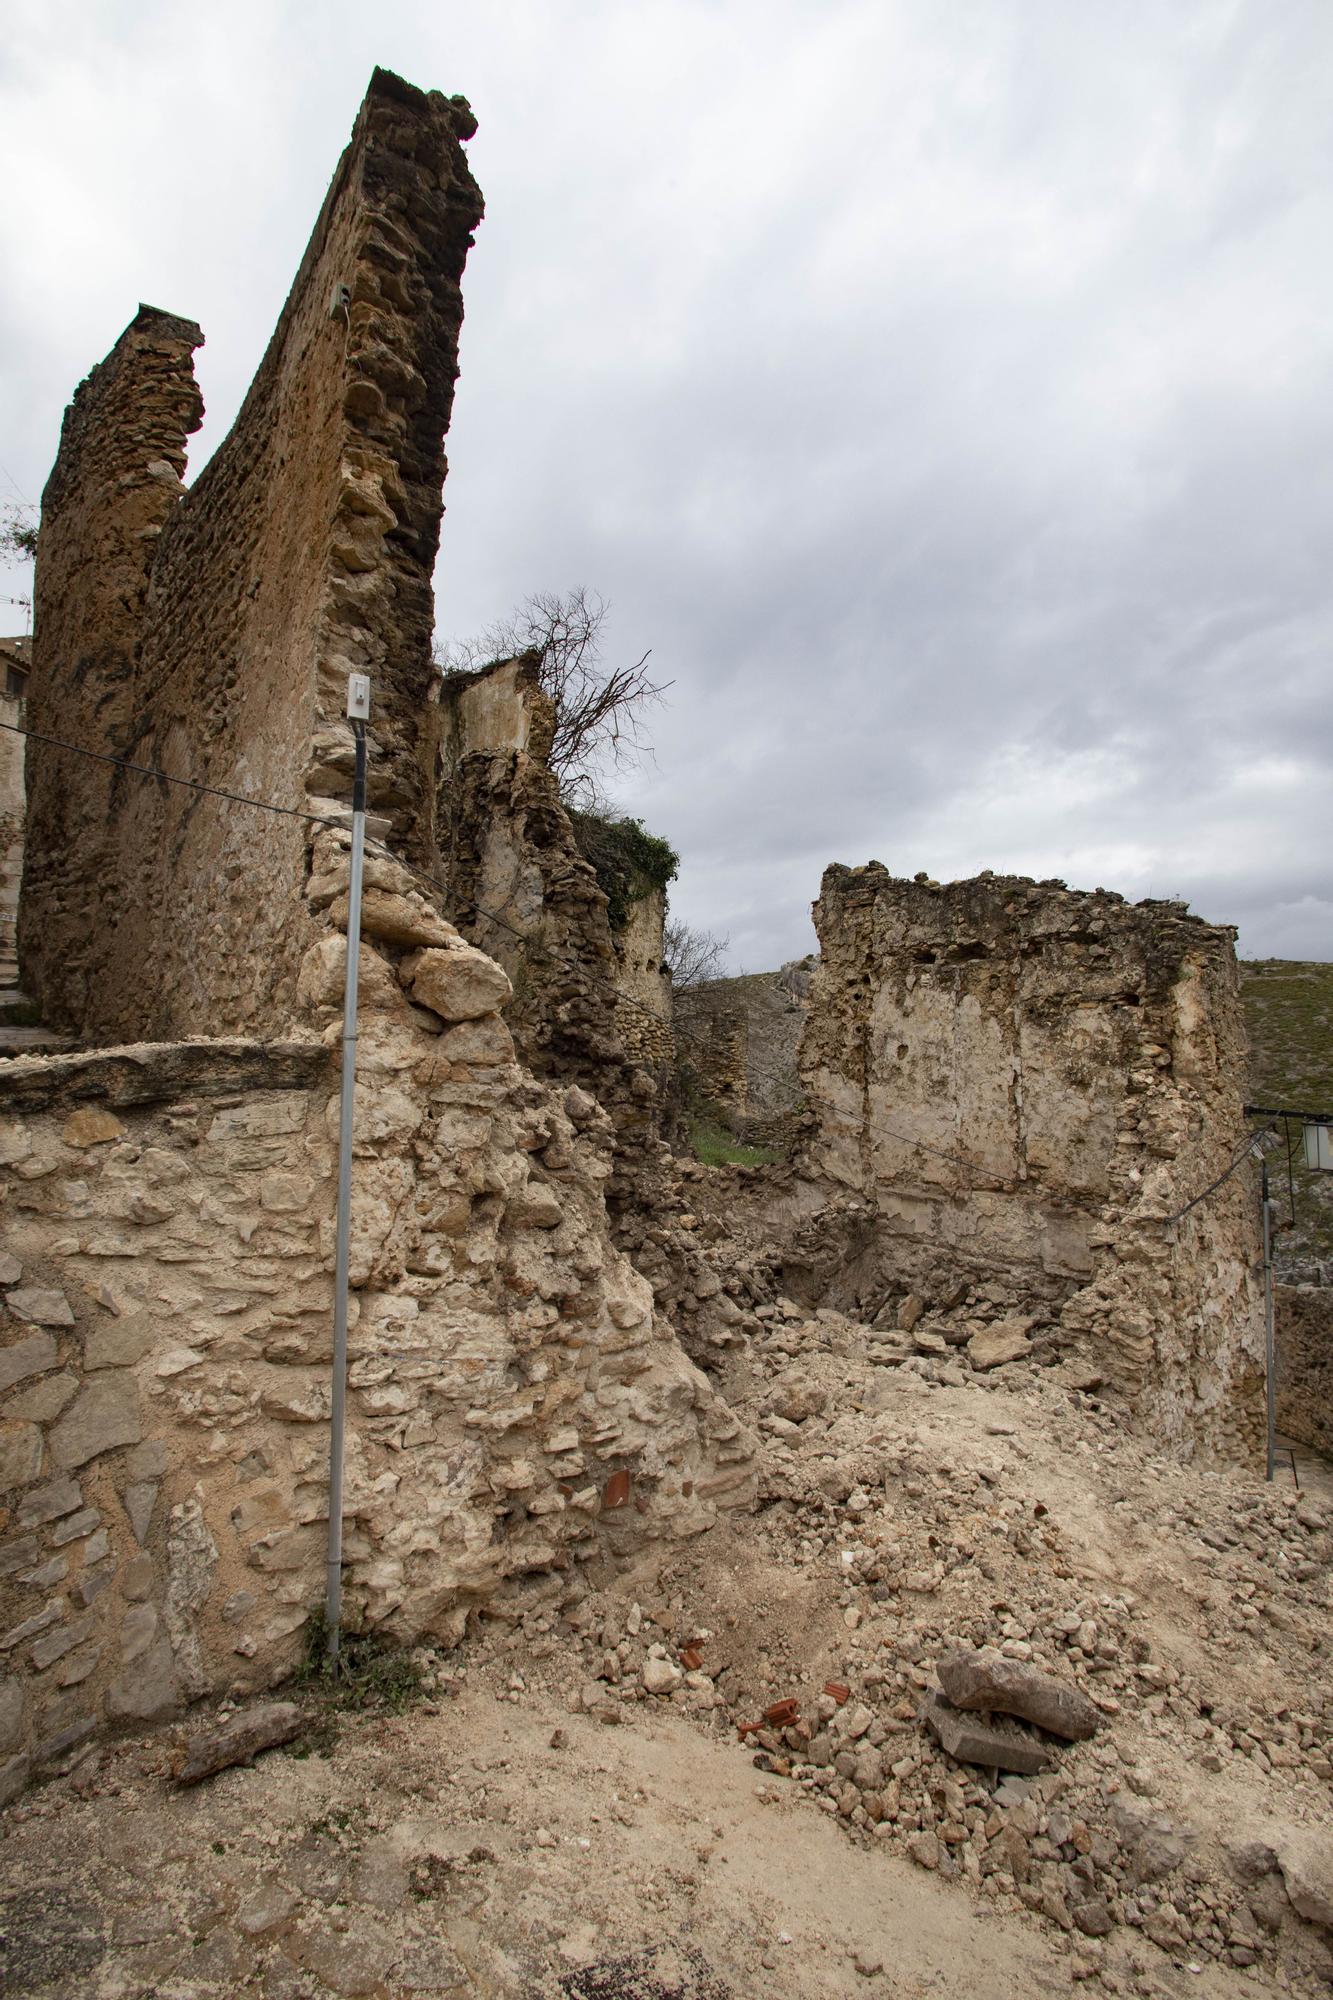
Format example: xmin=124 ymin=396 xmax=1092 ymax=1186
xmin=936 ymin=1646 xmax=1099 ymax=1741
xmin=920 ymin=1689 xmax=1050 ymax=1774
xmin=340 ymin=888 xmax=457 ymax=951
xmin=406 ymin=943 xmax=513 ymax=1023
xmin=1276 ymin=1830 xmax=1333 ymax=1930
xmin=967 ymin=1321 xmax=1032 ymax=1371
xmin=296 ymin=935 xmax=406 ymax=1015
xmin=62 ymin=1108 xmax=125 ymax=1148
xmin=642 ymin=1656 xmax=682 ymax=1695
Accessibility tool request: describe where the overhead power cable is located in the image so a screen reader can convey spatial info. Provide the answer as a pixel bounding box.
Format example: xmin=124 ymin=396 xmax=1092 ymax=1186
xmin=1153 ymin=1122 xmax=1276 ymax=1227
xmin=0 ymin=715 xmax=611 ymax=990
xmin=0 ymin=718 xmax=336 ymax=828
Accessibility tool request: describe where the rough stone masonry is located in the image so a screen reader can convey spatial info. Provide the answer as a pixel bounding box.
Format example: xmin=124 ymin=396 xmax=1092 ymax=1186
xmin=1 ymin=70 xmax=754 ymax=1800
xmin=793 ymin=866 xmax=1265 ymax=1457
xmin=22 ymin=70 xmax=483 ymax=1042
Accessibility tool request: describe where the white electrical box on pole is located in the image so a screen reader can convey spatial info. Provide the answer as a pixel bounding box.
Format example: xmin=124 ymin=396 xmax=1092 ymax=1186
xmin=325 ymin=673 xmax=369 ymax=1662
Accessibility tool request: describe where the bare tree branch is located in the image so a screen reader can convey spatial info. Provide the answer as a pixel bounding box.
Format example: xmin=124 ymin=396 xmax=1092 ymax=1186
xmin=0 ymin=504 xmax=38 ymax=565
xmin=435 ymin=586 xmax=671 ymax=805
xmin=663 ymin=919 xmax=729 ymax=989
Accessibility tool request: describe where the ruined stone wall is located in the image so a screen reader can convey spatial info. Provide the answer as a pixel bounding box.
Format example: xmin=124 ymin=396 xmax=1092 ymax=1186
xmin=22 ymin=69 xmax=484 ymax=1042
xmin=19 ymin=309 xmax=203 ymax=1027
xmin=797 ymin=866 xmax=1264 ymax=1456
xmin=616 ymin=891 xmax=671 ymax=1022
xmin=0 ymin=638 xmax=28 ymax=985
xmin=0 ymin=968 xmax=752 ymax=1799
xmin=437 ymin=658 xmax=622 ymax=1083
xmin=1275 ymin=1285 xmax=1333 ymax=1457
xmin=675 ymin=963 xmax=815 ymax=1134
xmin=675 ymin=994 xmax=749 ymax=1117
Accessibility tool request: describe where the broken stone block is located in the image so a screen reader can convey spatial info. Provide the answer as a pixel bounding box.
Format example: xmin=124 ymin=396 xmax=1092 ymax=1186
xmin=48 ymin=1376 xmax=142 ymax=1471
xmin=406 ymin=942 xmax=513 ymax=1023
xmin=966 ymin=1320 xmax=1032 ymax=1370
xmin=16 ymin=1475 xmax=81 ymax=1528
xmin=0 ymin=1423 xmax=43 ymax=1490
xmin=0 ymin=1679 xmax=24 ymax=1756
xmin=506 ymin=1183 xmax=563 ymax=1229
xmin=0 ymin=1333 xmax=59 ymax=1394
xmin=920 ymin=1690 xmax=1050 ymax=1775
xmin=936 ymin=1646 xmax=1099 ymax=1741
xmin=7 ymin=1287 xmax=74 ymax=1327
xmin=105 ymin=1637 xmax=179 ymax=1721
xmin=123 ymin=1480 xmax=159 ymax=1544
xmin=83 ymin=1315 xmax=155 ymax=1369
xmin=1277 ymin=1830 xmax=1333 ymax=1930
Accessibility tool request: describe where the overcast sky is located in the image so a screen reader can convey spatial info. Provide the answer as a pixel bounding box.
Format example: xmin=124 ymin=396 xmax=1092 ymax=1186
xmin=2 ymin=0 xmax=1329 ymax=969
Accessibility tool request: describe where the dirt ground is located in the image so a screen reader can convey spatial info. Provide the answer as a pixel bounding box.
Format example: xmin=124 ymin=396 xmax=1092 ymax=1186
xmin=3 ymin=1304 xmax=1331 ymax=2000
xmin=0 ymin=1676 xmax=1284 ymax=2000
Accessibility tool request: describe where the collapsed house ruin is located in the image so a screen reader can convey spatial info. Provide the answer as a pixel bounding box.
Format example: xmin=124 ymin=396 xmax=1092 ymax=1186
xmin=0 ymin=67 xmax=1278 ymax=1809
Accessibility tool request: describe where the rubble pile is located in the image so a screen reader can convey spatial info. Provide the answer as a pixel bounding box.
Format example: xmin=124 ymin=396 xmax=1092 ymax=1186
xmin=451 ymin=1304 xmax=1333 ymax=1994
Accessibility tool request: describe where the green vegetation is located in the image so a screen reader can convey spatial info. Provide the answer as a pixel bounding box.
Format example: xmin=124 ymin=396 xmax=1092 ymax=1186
xmin=1242 ymin=961 xmax=1333 ymax=1110
xmin=0 ymin=504 xmax=37 ymax=564
xmin=1241 ymin=959 xmax=1333 ymax=1270
xmin=287 ymin=1609 xmax=427 ymax=1750
xmin=688 ymin=1117 xmax=777 ymax=1169
xmin=569 ymin=810 xmax=678 ymax=931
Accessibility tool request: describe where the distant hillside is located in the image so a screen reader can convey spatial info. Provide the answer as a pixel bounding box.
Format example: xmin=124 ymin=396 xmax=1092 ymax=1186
xmin=1241 ymin=960 xmax=1333 ymax=1110
xmin=1241 ymin=960 xmax=1333 ymax=1281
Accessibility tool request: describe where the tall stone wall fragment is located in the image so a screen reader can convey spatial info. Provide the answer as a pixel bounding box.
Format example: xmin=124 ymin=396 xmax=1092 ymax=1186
xmin=22 ymin=69 xmax=484 ymax=1041
xmin=796 ymin=865 xmax=1264 ymax=1456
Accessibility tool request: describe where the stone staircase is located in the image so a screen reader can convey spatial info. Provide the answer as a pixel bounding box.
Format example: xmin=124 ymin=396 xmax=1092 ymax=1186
xmin=0 ymin=927 xmax=73 ymax=1055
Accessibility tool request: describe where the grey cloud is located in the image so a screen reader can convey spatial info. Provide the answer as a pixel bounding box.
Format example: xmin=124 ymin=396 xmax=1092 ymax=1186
xmin=2 ymin=0 xmax=1330 ymax=970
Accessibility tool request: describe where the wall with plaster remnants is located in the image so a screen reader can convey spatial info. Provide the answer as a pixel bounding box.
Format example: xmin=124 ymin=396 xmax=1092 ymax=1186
xmin=796 ymin=866 xmax=1264 ymax=1456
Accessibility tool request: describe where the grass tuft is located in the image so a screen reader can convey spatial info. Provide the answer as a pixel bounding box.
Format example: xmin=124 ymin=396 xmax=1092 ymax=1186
xmin=689 ymin=1118 xmax=777 ymax=1169
xmin=287 ymin=1608 xmax=427 ymax=1744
